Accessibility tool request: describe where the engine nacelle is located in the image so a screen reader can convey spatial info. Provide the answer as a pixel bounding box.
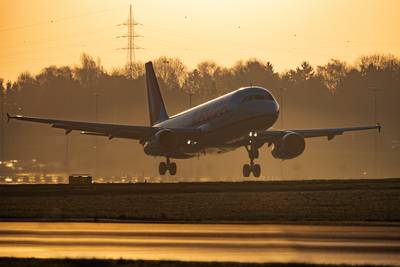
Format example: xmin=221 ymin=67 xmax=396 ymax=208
xmin=144 ymin=129 xmax=179 ymax=155
xmin=271 ymin=132 xmax=305 ymax=160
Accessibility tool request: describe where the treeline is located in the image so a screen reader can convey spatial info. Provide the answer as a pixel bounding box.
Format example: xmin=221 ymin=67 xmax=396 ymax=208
xmin=1 ymin=54 xmax=399 ymax=178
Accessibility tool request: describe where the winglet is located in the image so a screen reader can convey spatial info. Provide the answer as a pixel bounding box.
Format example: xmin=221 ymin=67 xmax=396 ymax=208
xmin=377 ymin=123 xmax=382 ymax=133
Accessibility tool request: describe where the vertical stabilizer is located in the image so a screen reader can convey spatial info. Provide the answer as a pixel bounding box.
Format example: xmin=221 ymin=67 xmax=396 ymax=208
xmin=145 ymin=61 xmax=169 ymax=126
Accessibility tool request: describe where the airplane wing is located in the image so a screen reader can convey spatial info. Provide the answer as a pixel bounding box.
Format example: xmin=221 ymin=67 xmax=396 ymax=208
xmin=283 ymin=124 xmax=381 ymax=140
xmin=225 ymin=124 xmax=381 ymax=147
xmin=7 ymin=114 xmax=201 ymax=142
xmin=7 ymin=114 xmax=155 ymax=140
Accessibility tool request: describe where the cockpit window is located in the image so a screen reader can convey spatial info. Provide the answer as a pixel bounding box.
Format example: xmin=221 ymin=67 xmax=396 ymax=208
xmin=242 ymin=93 xmax=273 ymax=102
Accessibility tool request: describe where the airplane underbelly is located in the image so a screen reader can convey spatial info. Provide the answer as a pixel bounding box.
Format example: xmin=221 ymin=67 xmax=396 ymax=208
xmin=160 ymin=113 xmax=277 ymax=159
xmin=182 ymin=114 xmax=277 ymax=156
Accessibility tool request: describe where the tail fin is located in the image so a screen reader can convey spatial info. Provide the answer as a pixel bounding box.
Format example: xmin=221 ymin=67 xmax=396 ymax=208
xmin=145 ymin=61 xmax=169 ymax=126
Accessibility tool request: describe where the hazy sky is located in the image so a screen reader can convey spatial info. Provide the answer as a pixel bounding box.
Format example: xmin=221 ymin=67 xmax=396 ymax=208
xmin=1 ymin=0 xmax=399 ymax=81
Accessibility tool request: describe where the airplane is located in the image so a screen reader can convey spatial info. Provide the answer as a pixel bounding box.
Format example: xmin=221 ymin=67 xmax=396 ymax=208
xmin=8 ymin=61 xmax=381 ymax=177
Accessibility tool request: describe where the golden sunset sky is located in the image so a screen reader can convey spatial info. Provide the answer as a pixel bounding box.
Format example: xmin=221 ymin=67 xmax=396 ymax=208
xmin=1 ymin=0 xmax=399 ymax=81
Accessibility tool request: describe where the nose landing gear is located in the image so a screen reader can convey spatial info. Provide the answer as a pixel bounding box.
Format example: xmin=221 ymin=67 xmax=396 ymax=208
xmin=159 ymin=157 xmax=177 ymax=176
xmin=243 ymin=144 xmax=261 ymax=178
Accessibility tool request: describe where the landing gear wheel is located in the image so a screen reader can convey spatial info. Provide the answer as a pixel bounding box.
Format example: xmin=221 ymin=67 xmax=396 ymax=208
xmin=169 ymin=162 xmax=177 ymax=176
xmin=253 ymin=164 xmax=261 ymax=178
xmin=159 ymin=162 xmax=167 ymax=175
xmin=243 ymin=164 xmax=251 ymax=177
xmin=244 ymin=144 xmax=262 ymax=177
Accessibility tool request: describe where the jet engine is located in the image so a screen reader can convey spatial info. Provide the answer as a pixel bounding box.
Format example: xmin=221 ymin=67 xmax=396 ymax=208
xmin=144 ymin=129 xmax=179 ymax=154
xmin=271 ymin=132 xmax=305 ymax=159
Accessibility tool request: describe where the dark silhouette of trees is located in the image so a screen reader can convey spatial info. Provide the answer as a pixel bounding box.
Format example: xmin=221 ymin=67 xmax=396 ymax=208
xmin=317 ymin=59 xmax=348 ymax=92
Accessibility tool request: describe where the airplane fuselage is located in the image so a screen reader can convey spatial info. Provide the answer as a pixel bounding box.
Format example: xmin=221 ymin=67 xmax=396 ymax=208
xmin=148 ymin=87 xmax=280 ymax=158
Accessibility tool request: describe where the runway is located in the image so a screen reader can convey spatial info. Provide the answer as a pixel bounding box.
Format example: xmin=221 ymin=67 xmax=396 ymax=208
xmin=0 ymin=222 xmax=399 ymax=265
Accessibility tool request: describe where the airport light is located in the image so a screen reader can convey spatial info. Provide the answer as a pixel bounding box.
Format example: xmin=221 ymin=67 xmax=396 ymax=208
xmin=369 ymin=86 xmax=381 ymax=178
xmin=188 ymin=91 xmax=195 ymax=108
xmin=0 ymin=84 xmax=14 ymax=165
xmin=94 ymin=93 xmax=99 ymax=178
xmin=65 ymin=134 xmax=69 ymax=176
xmin=0 ymin=83 xmax=4 ymax=164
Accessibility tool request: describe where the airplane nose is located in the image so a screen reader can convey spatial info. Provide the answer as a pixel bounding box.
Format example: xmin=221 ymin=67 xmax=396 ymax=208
xmin=257 ymin=100 xmax=279 ymax=120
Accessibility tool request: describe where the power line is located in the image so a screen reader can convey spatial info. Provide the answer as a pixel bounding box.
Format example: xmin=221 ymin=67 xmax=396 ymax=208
xmin=0 ymin=24 xmax=117 ymax=51
xmin=0 ymin=6 xmax=125 ymax=33
xmin=117 ymin=5 xmax=143 ymax=78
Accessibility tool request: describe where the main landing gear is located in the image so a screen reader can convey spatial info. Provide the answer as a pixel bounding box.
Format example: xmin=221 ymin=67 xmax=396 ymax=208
xmin=243 ymin=145 xmax=261 ymax=178
xmin=159 ymin=157 xmax=177 ymax=176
